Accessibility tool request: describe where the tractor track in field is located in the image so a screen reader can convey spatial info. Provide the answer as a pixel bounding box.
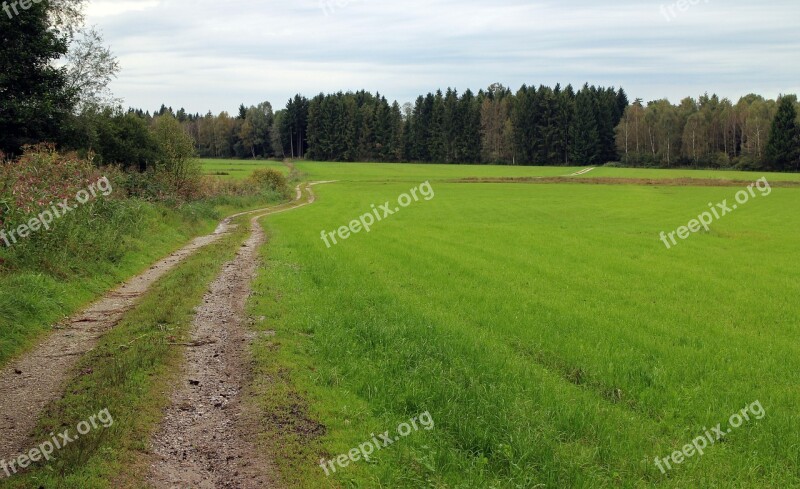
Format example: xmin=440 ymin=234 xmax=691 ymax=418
xmin=0 ymin=182 xmax=326 ymax=466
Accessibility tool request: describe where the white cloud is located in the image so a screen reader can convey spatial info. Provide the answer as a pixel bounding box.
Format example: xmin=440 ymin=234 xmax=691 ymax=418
xmin=86 ymin=0 xmax=800 ymax=113
xmin=87 ymin=0 xmax=160 ymax=18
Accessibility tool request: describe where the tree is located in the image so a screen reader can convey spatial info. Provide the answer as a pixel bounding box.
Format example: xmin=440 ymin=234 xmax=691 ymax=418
xmin=271 ymin=110 xmax=287 ymax=158
xmin=458 ymin=89 xmax=482 ymax=163
xmin=237 ymin=103 xmax=274 ymax=158
xmin=429 ymin=90 xmax=447 ymax=162
xmin=152 ymin=115 xmax=198 ymax=189
xmin=765 ymin=96 xmax=800 ymax=171
xmin=569 ymin=86 xmax=600 ymax=165
xmin=0 ymin=0 xmax=75 ymax=153
xmin=616 ymin=101 xmax=646 ymax=166
xmin=283 ymin=95 xmax=309 ymax=158
xmin=98 ymin=111 xmax=159 ymax=170
xmin=64 ymin=27 xmax=120 ymax=111
xmin=511 ymin=85 xmax=536 ymax=164
xmin=481 ymin=86 xmax=513 ymax=164
xmin=239 ymin=118 xmax=257 ymax=158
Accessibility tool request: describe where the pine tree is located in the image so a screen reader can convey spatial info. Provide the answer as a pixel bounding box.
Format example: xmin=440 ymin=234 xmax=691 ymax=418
xmin=555 ymin=84 xmax=576 ymax=165
xmin=453 ymin=89 xmax=481 ymax=163
xmin=569 ymin=86 xmax=600 ymax=165
xmin=429 ymin=91 xmax=446 ymax=162
xmin=511 ymin=85 xmax=535 ymax=164
xmin=765 ymin=96 xmax=800 ymax=171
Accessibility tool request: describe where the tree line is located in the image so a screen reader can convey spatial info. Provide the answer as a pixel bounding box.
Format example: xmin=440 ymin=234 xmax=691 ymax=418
xmin=146 ymin=86 xmax=797 ymax=171
xmin=158 ymin=84 xmax=627 ymax=167
xmin=3 ymin=0 xmax=798 ymax=173
xmin=617 ymin=94 xmax=800 ymax=171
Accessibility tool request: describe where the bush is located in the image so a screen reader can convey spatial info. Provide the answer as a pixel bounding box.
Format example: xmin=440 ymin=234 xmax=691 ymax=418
xmin=0 ymin=144 xmax=116 ymax=230
xmin=733 ymin=155 xmax=764 ymax=171
xmin=151 ymin=115 xmax=200 ymax=197
xmin=0 ymin=146 xmax=143 ymax=275
xmin=248 ymin=168 xmax=290 ymax=196
xmin=707 ymin=151 xmax=732 ymax=169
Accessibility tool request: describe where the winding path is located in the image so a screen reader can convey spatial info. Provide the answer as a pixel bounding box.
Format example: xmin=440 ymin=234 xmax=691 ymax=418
xmin=146 ymin=183 xmax=331 ymax=488
xmin=0 ymin=182 xmax=323 ymax=463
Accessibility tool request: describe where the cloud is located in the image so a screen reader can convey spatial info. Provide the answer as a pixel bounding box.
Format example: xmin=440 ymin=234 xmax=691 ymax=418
xmin=86 ymin=0 xmax=160 ymax=18
xmin=86 ymin=0 xmax=800 ymax=113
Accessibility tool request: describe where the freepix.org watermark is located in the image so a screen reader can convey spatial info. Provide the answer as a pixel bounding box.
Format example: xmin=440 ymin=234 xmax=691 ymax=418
xmin=660 ymin=177 xmax=771 ymax=249
xmin=320 ymin=181 xmax=434 ymax=248
xmin=660 ymin=0 xmax=709 ymax=22
xmin=0 ymin=176 xmax=112 ymax=248
xmin=654 ymin=400 xmax=765 ymax=474
xmin=319 ymin=411 xmax=435 ymax=476
xmin=319 ymin=0 xmax=360 ymax=16
xmin=1 ymin=408 xmax=114 ymax=478
xmin=2 ymin=0 xmax=43 ymax=20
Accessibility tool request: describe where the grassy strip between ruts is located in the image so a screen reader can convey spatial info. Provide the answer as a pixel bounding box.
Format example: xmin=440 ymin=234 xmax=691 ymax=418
xmin=0 ymin=214 xmax=251 ymax=488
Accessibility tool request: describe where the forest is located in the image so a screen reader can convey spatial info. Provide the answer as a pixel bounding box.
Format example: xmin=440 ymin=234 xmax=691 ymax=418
xmin=111 ymin=87 xmax=800 ymax=172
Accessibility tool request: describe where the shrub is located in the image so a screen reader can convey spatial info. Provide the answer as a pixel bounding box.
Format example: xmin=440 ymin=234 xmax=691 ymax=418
xmin=0 ymin=146 xmax=141 ymax=275
xmin=248 ymin=168 xmax=290 ymax=197
xmin=707 ymin=151 xmax=732 ymax=169
xmin=151 ymin=115 xmax=200 ymax=196
xmin=0 ymin=144 xmax=114 ymax=230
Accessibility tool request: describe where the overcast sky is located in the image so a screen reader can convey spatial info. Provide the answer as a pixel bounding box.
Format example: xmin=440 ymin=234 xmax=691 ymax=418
xmin=86 ymin=0 xmax=800 ymax=115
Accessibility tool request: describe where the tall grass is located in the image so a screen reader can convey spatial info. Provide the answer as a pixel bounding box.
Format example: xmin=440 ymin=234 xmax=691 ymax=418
xmin=0 ymin=147 xmax=290 ymax=368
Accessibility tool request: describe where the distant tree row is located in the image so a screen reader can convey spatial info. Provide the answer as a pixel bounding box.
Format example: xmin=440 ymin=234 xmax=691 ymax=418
xmin=156 ymin=83 xmax=625 ymax=166
xmin=281 ymin=84 xmax=627 ymax=165
xmin=616 ymin=94 xmax=800 ymax=171
xmin=159 ymin=85 xmax=797 ymax=171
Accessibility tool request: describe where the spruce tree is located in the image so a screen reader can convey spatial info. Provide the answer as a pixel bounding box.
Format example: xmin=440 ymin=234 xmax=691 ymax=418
xmin=569 ymin=87 xmax=600 ymax=165
xmin=765 ymin=96 xmax=800 ymax=171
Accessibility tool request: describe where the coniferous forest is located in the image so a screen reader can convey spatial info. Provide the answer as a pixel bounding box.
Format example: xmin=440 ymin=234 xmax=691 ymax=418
xmin=120 ymin=86 xmax=800 ymax=172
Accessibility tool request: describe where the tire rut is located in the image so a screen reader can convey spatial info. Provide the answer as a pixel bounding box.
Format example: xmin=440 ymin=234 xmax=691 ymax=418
xmin=0 ymin=185 xmax=315 ymax=462
xmin=146 ymin=182 xmax=332 ymax=488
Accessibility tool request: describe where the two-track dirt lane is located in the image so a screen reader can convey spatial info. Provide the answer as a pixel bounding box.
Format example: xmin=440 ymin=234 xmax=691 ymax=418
xmin=0 ymin=184 xmax=314 ymax=463
xmin=146 ymin=210 xmax=276 ymax=489
xmin=0 ymin=231 xmax=229 ymax=461
xmin=147 ymin=182 xmax=333 ymax=488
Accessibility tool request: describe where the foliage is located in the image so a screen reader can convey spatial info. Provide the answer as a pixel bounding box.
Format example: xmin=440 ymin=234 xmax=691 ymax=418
xmin=65 ymin=27 xmax=121 ymax=110
xmin=248 ymin=168 xmax=289 ymax=196
xmin=151 ymin=115 xmax=200 ymax=194
xmin=0 ymin=0 xmax=75 ymax=154
xmin=0 ymin=144 xmax=111 ymax=228
xmin=615 ymin=93 xmax=794 ymax=171
xmin=765 ymin=95 xmax=800 ymax=171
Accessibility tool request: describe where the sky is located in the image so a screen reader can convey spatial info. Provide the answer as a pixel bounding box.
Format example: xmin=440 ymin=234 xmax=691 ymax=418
xmin=85 ymin=0 xmax=800 ymax=115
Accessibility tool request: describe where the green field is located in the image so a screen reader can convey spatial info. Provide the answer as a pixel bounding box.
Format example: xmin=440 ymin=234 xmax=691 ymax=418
xmin=198 ymin=158 xmax=289 ymax=179
xmin=199 ymin=158 xmax=800 ymax=183
xmin=246 ymin=162 xmax=799 ymax=487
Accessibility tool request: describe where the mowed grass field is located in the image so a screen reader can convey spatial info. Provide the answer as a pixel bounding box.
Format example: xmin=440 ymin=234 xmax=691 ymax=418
xmin=243 ymin=161 xmax=799 ymax=488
